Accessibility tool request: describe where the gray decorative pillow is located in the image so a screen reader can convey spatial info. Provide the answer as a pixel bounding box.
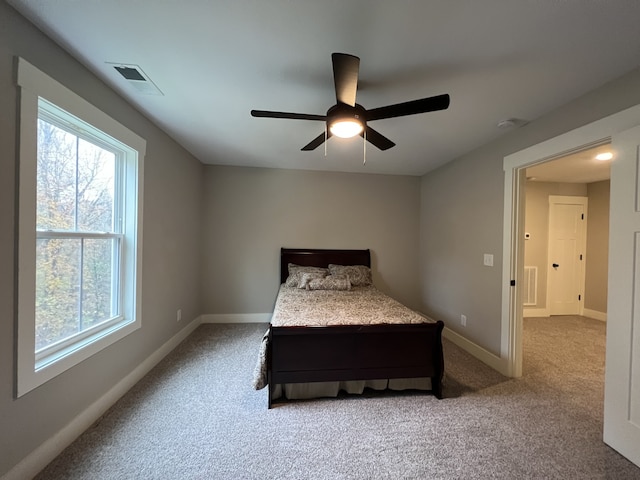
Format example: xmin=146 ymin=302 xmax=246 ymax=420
xmin=328 ymin=264 xmax=372 ymax=286
xmin=308 ymin=274 xmax=351 ymax=291
xmin=285 ymin=264 xmax=328 ymax=287
xmin=297 ymin=271 xmax=328 ymax=289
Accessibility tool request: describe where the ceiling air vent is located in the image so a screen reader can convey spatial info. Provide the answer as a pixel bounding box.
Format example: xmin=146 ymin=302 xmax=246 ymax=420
xmin=107 ymin=62 xmax=163 ymax=96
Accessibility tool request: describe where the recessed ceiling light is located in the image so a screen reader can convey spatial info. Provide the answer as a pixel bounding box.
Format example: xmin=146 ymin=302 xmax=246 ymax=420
xmin=595 ymin=152 xmax=613 ymax=161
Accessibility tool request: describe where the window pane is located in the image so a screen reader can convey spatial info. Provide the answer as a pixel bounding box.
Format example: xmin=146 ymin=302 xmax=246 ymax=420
xmin=36 ymin=113 xmax=122 ymax=354
xmin=37 ymin=119 xmax=117 ymax=234
xmin=35 ymin=237 xmax=120 ymax=352
xmin=77 ymin=139 xmax=115 ymax=232
xmin=82 ymin=238 xmax=118 ymax=327
xmin=37 ymin=119 xmax=77 ymax=231
xmin=35 ymin=238 xmax=81 ymax=350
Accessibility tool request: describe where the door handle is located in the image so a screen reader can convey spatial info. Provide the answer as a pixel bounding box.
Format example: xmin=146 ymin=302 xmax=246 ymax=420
xmin=552 ymin=263 xmax=559 ymax=268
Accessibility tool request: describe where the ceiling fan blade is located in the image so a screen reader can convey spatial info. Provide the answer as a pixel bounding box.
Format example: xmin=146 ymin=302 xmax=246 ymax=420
xmin=361 ymin=126 xmax=395 ymax=150
xmin=301 ymin=130 xmax=332 ymax=151
xmin=251 ymin=110 xmax=326 ymax=121
xmin=332 ymin=53 xmax=360 ymax=107
xmin=365 ymin=94 xmax=450 ymax=121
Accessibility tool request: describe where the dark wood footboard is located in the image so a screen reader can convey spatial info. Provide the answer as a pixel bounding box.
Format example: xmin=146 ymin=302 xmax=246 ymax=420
xmin=267 ymin=247 xmax=445 ymax=408
xmin=267 ymin=321 xmax=445 ymax=408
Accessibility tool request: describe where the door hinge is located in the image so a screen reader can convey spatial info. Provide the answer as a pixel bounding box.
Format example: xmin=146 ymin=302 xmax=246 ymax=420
xmin=578 ymin=294 xmax=581 ymax=301
xmin=581 ymin=213 xmax=584 ymax=220
xmin=580 ymin=254 xmax=583 ymax=260
xmin=510 ymin=280 xmax=516 ymax=286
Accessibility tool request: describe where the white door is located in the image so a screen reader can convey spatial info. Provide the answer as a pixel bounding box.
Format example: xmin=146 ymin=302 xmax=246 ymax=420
xmin=547 ymin=196 xmax=587 ymax=315
xmin=604 ymin=125 xmax=640 ymax=466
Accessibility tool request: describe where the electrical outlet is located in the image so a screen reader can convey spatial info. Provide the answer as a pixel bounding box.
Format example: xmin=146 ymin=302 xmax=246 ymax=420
xmin=177 ymin=309 xmax=182 ymax=322
xmin=461 ymin=314 xmax=467 ymax=326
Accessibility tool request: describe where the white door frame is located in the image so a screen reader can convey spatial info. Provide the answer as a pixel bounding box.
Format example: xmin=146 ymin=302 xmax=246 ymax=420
xmin=501 ymin=103 xmax=640 ymax=378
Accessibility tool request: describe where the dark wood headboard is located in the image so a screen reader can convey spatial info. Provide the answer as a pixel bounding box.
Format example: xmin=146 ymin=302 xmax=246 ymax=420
xmin=280 ymin=248 xmax=371 ymax=284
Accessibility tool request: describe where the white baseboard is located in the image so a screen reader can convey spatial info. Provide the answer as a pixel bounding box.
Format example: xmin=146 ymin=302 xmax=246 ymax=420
xmin=442 ymin=327 xmax=509 ymax=376
xmin=523 ymin=307 xmax=549 ymax=318
xmin=583 ymin=308 xmax=607 ymax=322
xmin=201 ymin=313 xmax=271 ymax=324
xmin=523 ymin=307 xmax=606 ymax=322
xmin=1 ymin=316 xmax=202 ymax=480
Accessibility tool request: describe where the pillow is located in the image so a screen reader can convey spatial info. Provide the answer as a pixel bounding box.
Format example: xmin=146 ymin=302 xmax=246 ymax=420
xmin=284 ymin=264 xmax=328 ymax=287
xmin=328 ymin=264 xmax=372 ymax=286
xmin=297 ymin=271 xmax=328 ymax=289
xmin=307 ymin=274 xmax=351 ymax=291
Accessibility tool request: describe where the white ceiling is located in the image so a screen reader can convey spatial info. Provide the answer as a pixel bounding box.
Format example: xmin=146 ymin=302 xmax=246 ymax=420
xmin=526 ymin=143 xmax=612 ymax=184
xmin=8 ymin=1 xmax=640 ymax=176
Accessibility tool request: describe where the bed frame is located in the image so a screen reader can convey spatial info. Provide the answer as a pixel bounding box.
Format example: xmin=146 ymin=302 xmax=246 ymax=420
xmin=267 ymin=248 xmax=444 ymax=407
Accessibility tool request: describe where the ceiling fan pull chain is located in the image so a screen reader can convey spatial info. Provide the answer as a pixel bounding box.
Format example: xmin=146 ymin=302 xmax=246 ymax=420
xmin=363 ymin=129 xmax=367 ymax=165
xmin=324 ymin=126 xmax=327 ymax=157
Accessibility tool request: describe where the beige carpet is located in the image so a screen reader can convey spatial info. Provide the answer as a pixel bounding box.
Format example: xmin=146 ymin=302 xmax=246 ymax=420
xmin=34 ymin=316 xmax=640 ymax=479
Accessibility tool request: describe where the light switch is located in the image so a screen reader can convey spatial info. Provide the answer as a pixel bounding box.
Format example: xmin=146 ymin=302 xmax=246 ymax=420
xmin=483 ymin=254 xmax=494 ymax=267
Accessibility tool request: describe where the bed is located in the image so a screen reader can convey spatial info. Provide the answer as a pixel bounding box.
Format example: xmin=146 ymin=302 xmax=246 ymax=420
xmin=254 ymin=248 xmax=444 ymax=408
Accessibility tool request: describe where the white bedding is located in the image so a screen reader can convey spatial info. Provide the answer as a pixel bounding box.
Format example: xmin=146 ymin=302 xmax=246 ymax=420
xmin=271 ymin=284 xmax=432 ymax=327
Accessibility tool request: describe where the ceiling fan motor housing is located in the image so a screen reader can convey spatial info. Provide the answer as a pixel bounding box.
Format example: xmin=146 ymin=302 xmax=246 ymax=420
xmin=327 ymin=103 xmax=367 ymax=128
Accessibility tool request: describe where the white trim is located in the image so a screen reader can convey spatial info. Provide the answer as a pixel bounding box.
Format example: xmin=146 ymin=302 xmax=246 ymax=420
xmin=200 ymin=313 xmax=272 ymax=324
xmin=442 ymin=327 xmax=508 ymax=376
xmin=500 ymin=168 xmax=526 ymax=376
xmin=15 ymin=57 xmax=146 ymax=396
xmin=17 ymin=58 xmax=146 ymax=152
xmin=523 ymin=307 xmax=550 ymax=318
xmin=583 ymin=308 xmax=607 ymax=322
xmin=0 ymin=316 xmax=202 ymax=480
xmin=501 ymin=102 xmax=640 ymax=380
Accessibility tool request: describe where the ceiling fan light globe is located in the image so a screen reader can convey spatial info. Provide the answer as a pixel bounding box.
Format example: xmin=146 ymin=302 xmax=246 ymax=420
xmin=330 ymin=120 xmax=363 ymax=138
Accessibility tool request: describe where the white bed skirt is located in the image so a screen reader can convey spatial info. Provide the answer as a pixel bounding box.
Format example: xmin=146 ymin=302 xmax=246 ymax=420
xmin=272 ymin=377 xmax=433 ymax=400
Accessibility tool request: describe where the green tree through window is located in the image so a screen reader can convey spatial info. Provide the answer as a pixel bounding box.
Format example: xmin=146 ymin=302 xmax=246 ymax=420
xmin=35 ymin=117 xmax=121 ymax=352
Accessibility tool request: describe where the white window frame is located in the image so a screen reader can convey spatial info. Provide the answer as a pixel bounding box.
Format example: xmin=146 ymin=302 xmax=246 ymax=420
xmin=16 ymin=58 xmax=145 ymax=397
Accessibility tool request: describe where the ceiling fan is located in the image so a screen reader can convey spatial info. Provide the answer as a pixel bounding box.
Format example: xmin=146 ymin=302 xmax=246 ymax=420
xmin=251 ymin=53 xmax=450 ymax=151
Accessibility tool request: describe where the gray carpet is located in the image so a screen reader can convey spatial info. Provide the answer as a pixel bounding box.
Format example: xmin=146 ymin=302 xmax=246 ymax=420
xmin=35 ymin=317 xmax=640 ymax=479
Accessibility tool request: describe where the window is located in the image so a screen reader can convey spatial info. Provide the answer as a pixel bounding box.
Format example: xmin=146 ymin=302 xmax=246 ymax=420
xmin=17 ymin=58 xmax=145 ymax=396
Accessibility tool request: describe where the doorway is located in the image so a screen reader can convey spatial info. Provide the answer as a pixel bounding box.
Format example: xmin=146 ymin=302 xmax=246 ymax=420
xmin=521 ymin=144 xmax=610 ymax=322
xmin=518 ymin=147 xmax=610 ymax=390
xmin=500 ymin=105 xmax=640 ymax=466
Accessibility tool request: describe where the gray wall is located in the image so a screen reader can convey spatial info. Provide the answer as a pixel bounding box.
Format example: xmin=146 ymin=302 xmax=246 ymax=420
xmin=0 ymin=3 xmax=204 ymax=477
xmin=585 ymin=180 xmax=610 ymax=313
xmin=420 ymin=149 xmax=505 ymax=355
xmin=523 ymin=182 xmax=588 ymax=309
xmin=419 ymin=67 xmax=640 ymax=357
xmin=202 ymin=166 xmax=421 ymax=312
